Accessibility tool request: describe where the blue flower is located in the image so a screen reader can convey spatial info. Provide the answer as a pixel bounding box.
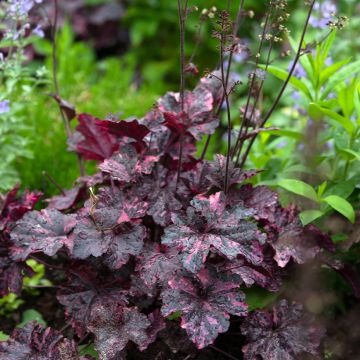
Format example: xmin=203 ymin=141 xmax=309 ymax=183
xmin=0 ymin=100 xmax=10 ymax=114
xmin=32 ymin=24 xmax=44 ymax=38
xmin=309 ymin=1 xmax=337 ymax=29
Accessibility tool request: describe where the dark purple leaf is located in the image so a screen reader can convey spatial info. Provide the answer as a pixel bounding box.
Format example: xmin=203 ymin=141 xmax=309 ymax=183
xmin=10 ymin=209 xmax=76 ymax=261
xmin=138 ymin=309 xmax=166 ymax=351
xmin=135 ymin=244 xmax=182 ymax=287
xmin=147 ymin=188 xmax=182 ymax=226
xmin=71 ymin=113 xmax=119 ymax=161
xmin=87 ymin=299 xmax=150 ymax=358
xmin=207 ymin=154 xmax=258 ymax=190
xmin=162 ymin=192 xmax=266 ymax=273
xmin=87 ymin=186 xmax=148 ymax=229
xmin=98 ymin=145 xmax=158 ymax=183
xmin=161 ymin=267 xmax=248 ymax=349
xmin=50 ymin=93 xmax=77 ymax=121
xmin=269 ymin=207 xmax=323 ymax=267
xmin=72 ymin=217 xmax=145 ymax=269
xmin=96 ymin=118 xmax=150 ymax=141
xmin=241 ymin=299 xmax=325 ymax=360
xmin=157 ymin=86 xmax=218 ymax=140
xmin=196 ymin=71 xmax=224 ymax=107
xmin=0 ymin=321 xmax=85 ymax=360
xmin=103 ymin=225 xmax=146 ymax=270
xmin=230 ymin=184 xmax=279 ymax=222
xmin=47 ymin=185 xmax=87 ymax=211
xmin=321 ymin=255 xmax=360 ymax=299
xmin=57 ymin=264 xmax=128 ymax=337
xmin=220 ymin=251 xmax=282 ymax=292
xmin=0 ymin=260 xmax=29 ymax=297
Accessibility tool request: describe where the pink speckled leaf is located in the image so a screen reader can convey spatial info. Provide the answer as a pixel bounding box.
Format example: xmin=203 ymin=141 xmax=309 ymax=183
xmin=162 ymin=192 xmax=265 ymax=273
xmin=87 ymin=300 xmax=150 ymax=359
xmin=161 ymin=267 xmax=247 ymax=349
xmin=241 ymin=299 xmax=325 ymax=360
xmin=10 ymin=209 xmax=76 ymax=261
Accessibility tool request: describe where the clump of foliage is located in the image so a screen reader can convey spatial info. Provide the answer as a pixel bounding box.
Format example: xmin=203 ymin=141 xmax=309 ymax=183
xmin=1 ymin=0 xmax=359 ymax=359
xmin=0 ymin=70 xmax=337 ymax=359
xmin=0 ymin=0 xmax=48 ymax=191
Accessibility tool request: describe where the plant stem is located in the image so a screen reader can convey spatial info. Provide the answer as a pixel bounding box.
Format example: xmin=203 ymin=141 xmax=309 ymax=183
xmin=210 ymin=345 xmax=240 ymax=360
xmin=176 ymin=0 xmax=187 ymax=188
xmin=239 ymin=0 xmax=316 ymax=167
xmin=52 ymin=0 xmax=85 ymax=176
xmin=200 ymin=0 xmax=245 ymax=162
xmin=232 ymin=5 xmax=272 ymax=162
xmin=42 ymin=171 xmax=66 ymax=195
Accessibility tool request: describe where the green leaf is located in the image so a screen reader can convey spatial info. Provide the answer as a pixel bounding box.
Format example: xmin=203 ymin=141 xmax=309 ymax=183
xmin=309 ymin=102 xmax=355 ymax=135
xmin=338 ymin=148 xmax=360 ymax=161
xmin=0 ymin=331 xmax=9 ymax=342
xmin=300 ymin=209 xmax=325 ymax=225
xmin=308 ymin=103 xmax=324 ymax=121
xmin=167 ymin=311 xmax=181 ymax=320
xmin=354 ymin=82 xmax=360 ymax=124
xmin=17 ymin=309 xmax=46 ymax=328
xmin=79 ymin=343 xmax=99 ymax=359
xmin=318 ymin=30 xmax=336 ymax=68
xmin=259 ymin=64 xmax=313 ymax=100
xmin=317 ymin=181 xmax=327 ymax=197
xmin=321 ymin=59 xmax=360 ymax=99
xmin=323 ymin=176 xmax=360 ymax=199
xmin=319 ymin=58 xmax=351 ymax=86
xmin=322 ymin=195 xmax=355 ymax=223
xmin=243 ymin=287 xmax=279 ymax=311
xmin=277 ymin=179 xmax=319 ymax=202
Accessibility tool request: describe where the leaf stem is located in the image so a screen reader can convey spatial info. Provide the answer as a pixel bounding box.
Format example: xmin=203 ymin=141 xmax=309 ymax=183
xmin=52 ymin=0 xmax=85 ymax=176
xmin=176 ymin=0 xmax=188 ymax=188
xmin=239 ymin=0 xmax=316 ymax=168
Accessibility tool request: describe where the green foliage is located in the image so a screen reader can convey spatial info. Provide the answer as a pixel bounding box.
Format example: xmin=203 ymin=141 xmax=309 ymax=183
xmin=17 ymin=309 xmax=46 ymax=328
xmin=13 ymin=22 xmax=159 ymax=196
xmin=0 ymin=293 xmax=24 ymax=317
xmin=0 ymin=332 xmax=9 ymax=342
xmin=254 ymin=29 xmax=360 ymax=228
xmin=0 ymin=3 xmax=48 ymax=191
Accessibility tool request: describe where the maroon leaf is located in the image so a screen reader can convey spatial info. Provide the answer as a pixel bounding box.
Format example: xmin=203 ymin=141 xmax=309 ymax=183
xmin=0 ymin=321 xmax=87 ymax=360
xmin=241 ymin=299 xmax=325 ymax=360
xmin=10 ymin=209 xmax=76 ymax=261
xmin=71 ymin=113 xmax=119 ymax=161
xmin=87 ymin=299 xmax=150 ymax=358
xmin=161 ymin=267 xmax=248 ymax=349
xmin=0 ymin=187 xmax=41 ymax=296
xmin=96 ymin=118 xmax=150 ymax=141
xmin=162 ymin=192 xmax=266 ymax=273
xmin=0 ymin=185 xmax=42 ymax=232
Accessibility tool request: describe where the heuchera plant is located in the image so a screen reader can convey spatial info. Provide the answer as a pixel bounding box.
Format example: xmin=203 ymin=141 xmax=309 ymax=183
xmin=0 ymin=73 xmax=342 ymax=360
